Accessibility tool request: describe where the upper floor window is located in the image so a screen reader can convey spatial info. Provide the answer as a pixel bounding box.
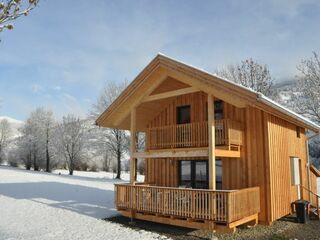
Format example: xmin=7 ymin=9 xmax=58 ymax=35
xmin=296 ymin=126 xmax=301 ymax=138
xmin=214 ymin=100 xmax=223 ymax=120
xmin=177 ymin=105 xmax=191 ymax=124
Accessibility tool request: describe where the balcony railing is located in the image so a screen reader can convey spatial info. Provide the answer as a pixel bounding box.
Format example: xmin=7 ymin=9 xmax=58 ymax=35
xmin=115 ymin=184 xmax=260 ymax=223
xmin=146 ymin=119 xmax=243 ymax=150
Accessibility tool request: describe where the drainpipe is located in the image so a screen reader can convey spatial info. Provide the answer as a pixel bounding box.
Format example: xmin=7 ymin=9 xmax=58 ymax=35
xmin=306 ymin=132 xmax=319 ymax=201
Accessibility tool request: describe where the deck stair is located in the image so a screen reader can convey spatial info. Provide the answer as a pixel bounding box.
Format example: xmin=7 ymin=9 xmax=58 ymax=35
xmin=300 ymin=185 xmax=320 ymax=220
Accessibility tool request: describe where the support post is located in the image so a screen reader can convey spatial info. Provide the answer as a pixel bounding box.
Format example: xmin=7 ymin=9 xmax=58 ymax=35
xmin=130 ymin=107 xmax=137 ymax=184
xmin=208 ymin=94 xmax=216 ymax=190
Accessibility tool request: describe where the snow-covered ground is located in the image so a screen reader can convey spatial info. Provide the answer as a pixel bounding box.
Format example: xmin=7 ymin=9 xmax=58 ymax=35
xmin=0 ymin=166 xmax=167 ymax=240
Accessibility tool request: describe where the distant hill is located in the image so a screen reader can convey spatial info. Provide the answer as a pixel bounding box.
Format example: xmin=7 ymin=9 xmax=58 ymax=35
xmin=0 ymin=116 xmax=24 ymax=138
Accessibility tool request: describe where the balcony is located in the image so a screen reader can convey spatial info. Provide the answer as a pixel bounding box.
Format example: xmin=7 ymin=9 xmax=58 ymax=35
xmin=146 ymin=119 xmax=243 ymax=150
xmin=115 ymin=184 xmax=260 ymax=230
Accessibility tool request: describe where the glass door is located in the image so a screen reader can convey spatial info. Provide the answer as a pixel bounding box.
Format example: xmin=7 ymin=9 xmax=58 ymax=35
xmin=179 ymin=160 xmax=221 ymax=189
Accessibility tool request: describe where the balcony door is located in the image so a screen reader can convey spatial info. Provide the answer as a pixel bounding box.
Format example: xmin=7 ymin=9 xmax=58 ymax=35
xmin=179 ymin=160 xmax=208 ymax=189
xmin=179 ymin=159 xmax=222 ymax=190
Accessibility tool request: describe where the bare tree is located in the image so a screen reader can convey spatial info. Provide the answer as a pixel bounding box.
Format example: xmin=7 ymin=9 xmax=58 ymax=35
xmin=294 ymin=52 xmax=320 ymax=123
xmin=90 ymin=80 xmax=129 ymax=179
xmin=216 ymin=58 xmax=274 ymax=96
xmin=0 ymin=119 xmax=12 ymax=163
xmin=0 ymin=0 xmax=39 ymax=33
xmin=56 ymin=114 xmax=86 ymax=175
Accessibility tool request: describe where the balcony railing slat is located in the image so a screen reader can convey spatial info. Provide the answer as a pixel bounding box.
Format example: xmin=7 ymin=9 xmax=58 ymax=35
xmin=115 ymin=184 xmax=259 ymax=224
xmin=147 ymin=119 xmax=242 ymax=150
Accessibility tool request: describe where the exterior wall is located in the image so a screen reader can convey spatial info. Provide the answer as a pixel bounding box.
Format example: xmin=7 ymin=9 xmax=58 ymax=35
xmin=310 ymin=170 xmax=318 ymax=206
xmin=143 ymin=91 xmax=310 ymax=224
xmin=223 ymin=106 xmax=269 ymax=223
xmin=265 ymin=113 xmax=308 ymax=222
xmin=144 ymin=158 xmax=178 ymax=187
xmin=148 ymin=91 xmax=207 ymax=128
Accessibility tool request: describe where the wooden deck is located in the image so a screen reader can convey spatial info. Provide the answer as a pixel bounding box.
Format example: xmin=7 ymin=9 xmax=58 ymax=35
xmin=115 ymin=184 xmax=260 ymax=231
xmin=146 ymin=119 xmax=243 ymax=150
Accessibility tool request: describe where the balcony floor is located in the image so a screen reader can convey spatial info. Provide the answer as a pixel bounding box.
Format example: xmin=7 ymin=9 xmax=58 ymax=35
xmin=133 ymin=146 xmax=241 ymax=159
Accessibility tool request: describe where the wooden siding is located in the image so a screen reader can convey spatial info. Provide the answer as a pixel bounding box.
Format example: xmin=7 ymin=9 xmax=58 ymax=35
xmin=148 ymin=91 xmax=208 ymax=128
xmin=221 ymin=106 xmax=269 ymax=223
xmin=265 ymin=113 xmax=308 ymax=222
xmin=143 ymin=92 xmax=311 ymax=225
xmin=310 ymin=170 xmax=319 ymax=206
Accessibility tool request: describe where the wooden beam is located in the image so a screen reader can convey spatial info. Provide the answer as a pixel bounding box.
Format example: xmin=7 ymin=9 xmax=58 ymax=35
xmin=113 ymin=68 xmax=168 ymax=127
xmin=119 ymin=211 xmax=211 ymax=230
xmin=208 ymin=94 xmax=216 ymax=190
xmin=133 ymin=148 xmax=240 ymax=159
xmin=133 ymin=148 xmax=208 ymax=158
xmin=142 ymin=87 xmax=199 ymax=102
xmin=130 ymin=107 xmax=137 ymax=184
xmin=216 ymin=148 xmax=240 ymax=158
xmin=164 ymin=68 xmax=248 ymax=108
xmin=228 ymin=213 xmax=259 ymax=229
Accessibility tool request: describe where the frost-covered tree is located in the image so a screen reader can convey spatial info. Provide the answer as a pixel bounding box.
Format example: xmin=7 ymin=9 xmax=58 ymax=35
xmin=56 ymin=114 xmax=86 ymax=175
xmin=216 ymin=58 xmax=274 ymax=96
xmin=0 ymin=0 xmax=39 ymax=33
xmin=0 ymin=119 xmax=12 ymax=163
xmin=90 ymin=81 xmax=129 ymax=179
xmin=18 ymin=107 xmax=54 ymax=171
xmin=294 ymin=52 xmax=320 ymax=123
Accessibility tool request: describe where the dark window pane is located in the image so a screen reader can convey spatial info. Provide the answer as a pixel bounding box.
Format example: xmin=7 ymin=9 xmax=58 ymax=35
xmin=214 ymin=100 xmax=223 ymax=120
xmin=177 ymin=106 xmax=191 ymax=124
xmin=180 ymin=161 xmax=192 ymax=188
xmin=195 ymin=161 xmax=208 ymax=189
xmin=216 ymin=159 xmax=222 ymax=190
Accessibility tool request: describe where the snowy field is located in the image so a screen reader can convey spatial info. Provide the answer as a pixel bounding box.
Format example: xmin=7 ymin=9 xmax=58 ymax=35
xmin=0 ymin=166 xmax=168 ymax=240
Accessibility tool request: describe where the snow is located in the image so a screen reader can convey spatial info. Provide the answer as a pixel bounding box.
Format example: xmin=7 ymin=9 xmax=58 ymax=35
xmin=0 ymin=166 xmax=168 ymax=240
xmin=0 ymin=116 xmax=24 ymax=138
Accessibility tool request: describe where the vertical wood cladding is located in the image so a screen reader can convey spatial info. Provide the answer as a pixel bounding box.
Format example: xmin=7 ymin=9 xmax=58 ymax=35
xmin=265 ymin=113 xmax=308 ymax=222
xmin=143 ymin=91 xmax=310 ymax=225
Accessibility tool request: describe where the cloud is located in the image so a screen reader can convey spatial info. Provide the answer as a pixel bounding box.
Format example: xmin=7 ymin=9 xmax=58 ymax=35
xmin=30 ymin=84 xmax=44 ymax=93
xmin=52 ymin=85 xmax=61 ymax=91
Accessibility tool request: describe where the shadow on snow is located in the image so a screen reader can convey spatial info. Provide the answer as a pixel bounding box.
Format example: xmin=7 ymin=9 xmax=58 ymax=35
xmin=0 ymin=181 xmax=117 ymax=219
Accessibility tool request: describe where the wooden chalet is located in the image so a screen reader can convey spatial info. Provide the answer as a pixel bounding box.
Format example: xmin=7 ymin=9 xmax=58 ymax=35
xmin=96 ymin=54 xmax=320 ymax=232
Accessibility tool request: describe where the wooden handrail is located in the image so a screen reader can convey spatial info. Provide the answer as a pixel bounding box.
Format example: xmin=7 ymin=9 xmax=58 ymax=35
xmin=147 ymin=119 xmax=243 ymax=150
xmin=300 ymin=185 xmax=320 ymax=199
xmin=115 ymin=184 xmax=260 ymax=224
xmin=300 ymin=185 xmax=320 ymax=219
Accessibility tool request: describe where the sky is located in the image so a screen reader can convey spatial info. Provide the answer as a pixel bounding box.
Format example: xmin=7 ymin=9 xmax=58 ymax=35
xmin=0 ymin=0 xmax=320 ymax=121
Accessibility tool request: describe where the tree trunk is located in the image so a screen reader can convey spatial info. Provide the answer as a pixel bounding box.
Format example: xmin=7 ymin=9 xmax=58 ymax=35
xmin=33 ymin=154 xmax=39 ymax=171
xmin=116 ymin=149 xmax=121 ymax=179
xmin=46 ymin=131 xmax=50 ymax=172
xmin=69 ymin=159 xmax=74 ymax=175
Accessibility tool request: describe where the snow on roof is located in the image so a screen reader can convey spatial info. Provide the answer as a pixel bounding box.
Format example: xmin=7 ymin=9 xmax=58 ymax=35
xmin=157 ymin=53 xmax=320 ymax=131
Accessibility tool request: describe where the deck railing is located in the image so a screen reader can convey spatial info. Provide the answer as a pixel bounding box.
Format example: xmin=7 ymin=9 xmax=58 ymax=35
xmin=115 ymin=184 xmax=260 ymax=223
xmin=146 ymin=119 xmax=243 ymax=150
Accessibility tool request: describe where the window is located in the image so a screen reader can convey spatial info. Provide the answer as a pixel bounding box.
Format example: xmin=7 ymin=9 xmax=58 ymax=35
xmin=290 ymin=157 xmax=300 ymax=186
xmin=214 ymin=100 xmax=223 ymax=120
xmin=216 ymin=159 xmax=222 ymax=190
xmin=179 ymin=160 xmax=222 ymax=189
xmin=179 ymin=160 xmax=208 ymax=189
xmin=180 ymin=161 xmax=192 ymax=188
xmin=206 ymin=100 xmax=224 ymax=120
xmin=177 ymin=105 xmax=191 ymax=124
xmin=296 ymin=126 xmax=301 ymax=138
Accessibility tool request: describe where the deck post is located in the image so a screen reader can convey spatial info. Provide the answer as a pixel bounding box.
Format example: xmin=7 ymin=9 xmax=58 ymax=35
xmin=130 ymin=107 xmax=137 ymax=184
xmin=208 ymin=94 xmax=216 ymax=190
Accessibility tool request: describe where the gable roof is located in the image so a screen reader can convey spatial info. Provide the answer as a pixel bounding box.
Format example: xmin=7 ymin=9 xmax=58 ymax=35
xmin=96 ymin=53 xmax=320 ymax=133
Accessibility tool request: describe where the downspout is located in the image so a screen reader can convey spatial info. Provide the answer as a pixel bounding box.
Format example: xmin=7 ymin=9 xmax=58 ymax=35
xmin=306 ymin=132 xmax=319 ymax=201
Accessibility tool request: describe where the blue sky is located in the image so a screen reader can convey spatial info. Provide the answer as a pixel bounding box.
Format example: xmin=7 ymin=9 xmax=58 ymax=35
xmin=0 ymin=0 xmax=320 ymax=121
